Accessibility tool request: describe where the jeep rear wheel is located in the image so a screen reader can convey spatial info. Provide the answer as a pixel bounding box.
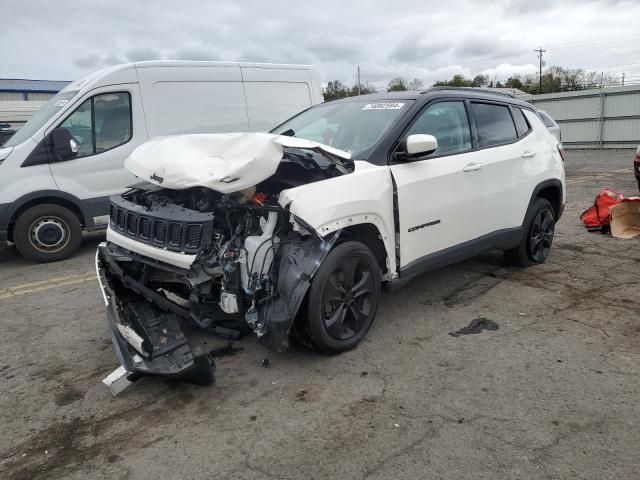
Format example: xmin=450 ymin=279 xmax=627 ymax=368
xmin=504 ymin=198 xmax=555 ymax=268
xmin=13 ymin=204 xmax=83 ymax=263
xmin=300 ymin=241 xmax=381 ymax=354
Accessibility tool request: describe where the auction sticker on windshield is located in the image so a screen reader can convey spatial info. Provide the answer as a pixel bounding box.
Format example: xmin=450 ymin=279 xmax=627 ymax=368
xmin=362 ymin=103 xmax=405 ymax=110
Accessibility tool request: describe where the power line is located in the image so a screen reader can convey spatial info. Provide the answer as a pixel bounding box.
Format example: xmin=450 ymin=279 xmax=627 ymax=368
xmin=543 ymin=35 xmax=640 ymax=50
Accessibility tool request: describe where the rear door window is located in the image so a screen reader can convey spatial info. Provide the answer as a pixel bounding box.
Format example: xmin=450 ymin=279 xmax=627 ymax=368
xmin=471 ymin=102 xmax=517 ymax=147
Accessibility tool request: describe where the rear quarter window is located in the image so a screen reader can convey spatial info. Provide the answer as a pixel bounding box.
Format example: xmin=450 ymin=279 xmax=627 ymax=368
xmin=512 ymin=108 xmax=531 ymax=137
xmin=471 ymin=103 xmax=517 ymax=147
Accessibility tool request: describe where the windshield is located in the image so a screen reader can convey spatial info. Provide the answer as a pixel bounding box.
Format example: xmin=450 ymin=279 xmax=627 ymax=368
xmin=272 ymin=100 xmax=412 ymax=159
xmin=3 ymin=90 xmax=79 ymax=147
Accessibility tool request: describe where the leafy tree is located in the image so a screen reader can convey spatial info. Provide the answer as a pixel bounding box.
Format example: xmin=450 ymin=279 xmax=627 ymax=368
xmin=323 ymin=80 xmax=349 ymax=101
xmin=507 ymin=67 xmax=619 ymax=94
xmin=349 ymin=83 xmax=377 ymax=96
xmin=504 ymin=77 xmax=523 ymax=89
xmin=388 ymin=77 xmax=408 ymax=91
xmin=323 ymin=80 xmax=378 ymax=101
xmin=433 ymin=74 xmax=474 ymax=87
xmin=407 ymin=78 xmax=424 ymax=90
xmin=472 ymin=74 xmax=489 ymax=87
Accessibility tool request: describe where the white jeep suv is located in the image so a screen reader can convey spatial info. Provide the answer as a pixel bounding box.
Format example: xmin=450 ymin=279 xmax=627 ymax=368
xmin=97 ymin=88 xmax=565 ymax=388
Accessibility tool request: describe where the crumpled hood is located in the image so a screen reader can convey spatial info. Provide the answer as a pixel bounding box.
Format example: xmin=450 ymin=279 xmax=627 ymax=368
xmin=124 ymin=132 xmax=351 ymax=193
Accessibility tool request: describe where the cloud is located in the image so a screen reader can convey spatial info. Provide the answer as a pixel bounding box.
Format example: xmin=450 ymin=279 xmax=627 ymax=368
xmin=389 ymin=34 xmax=450 ymax=64
xmin=481 ymin=63 xmax=538 ymax=80
xmin=125 ymin=47 xmax=163 ymax=62
xmin=4 ymin=0 xmax=640 ymax=86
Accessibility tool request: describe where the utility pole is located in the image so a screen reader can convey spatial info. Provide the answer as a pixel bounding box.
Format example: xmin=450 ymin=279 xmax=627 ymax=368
xmin=622 ymin=72 xmax=625 ymax=87
xmin=534 ymin=48 xmax=546 ymax=94
xmin=357 ymin=66 xmax=361 ymax=95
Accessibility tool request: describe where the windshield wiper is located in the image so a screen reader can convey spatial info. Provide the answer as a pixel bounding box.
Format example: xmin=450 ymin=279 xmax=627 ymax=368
xmin=280 ymin=129 xmax=295 ymax=137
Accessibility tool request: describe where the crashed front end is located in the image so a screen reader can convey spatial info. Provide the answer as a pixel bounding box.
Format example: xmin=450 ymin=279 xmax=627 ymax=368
xmin=96 ymin=133 xmax=351 ymax=392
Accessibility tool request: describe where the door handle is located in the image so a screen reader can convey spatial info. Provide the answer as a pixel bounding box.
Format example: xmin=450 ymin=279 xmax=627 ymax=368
xmin=462 ymin=162 xmax=483 ymax=172
xmin=521 ymin=151 xmax=536 ymax=158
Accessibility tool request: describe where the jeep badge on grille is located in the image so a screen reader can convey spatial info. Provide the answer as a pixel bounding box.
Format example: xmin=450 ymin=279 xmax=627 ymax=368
xmin=150 ymin=173 xmax=164 ymax=183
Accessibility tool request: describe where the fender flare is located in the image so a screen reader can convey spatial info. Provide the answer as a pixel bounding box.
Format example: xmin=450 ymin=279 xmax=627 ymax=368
xmin=0 ymin=189 xmax=94 ymax=233
xmin=526 ymin=179 xmax=565 ymax=222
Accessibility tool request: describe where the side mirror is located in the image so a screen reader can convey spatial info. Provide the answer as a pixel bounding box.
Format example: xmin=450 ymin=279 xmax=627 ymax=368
xmin=49 ymin=128 xmax=78 ymax=160
xmin=402 ymin=134 xmax=438 ymax=158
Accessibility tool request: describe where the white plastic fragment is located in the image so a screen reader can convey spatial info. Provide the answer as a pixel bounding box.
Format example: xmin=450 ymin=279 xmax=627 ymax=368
xmin=102 ymin=365 xmax=134 ymax=396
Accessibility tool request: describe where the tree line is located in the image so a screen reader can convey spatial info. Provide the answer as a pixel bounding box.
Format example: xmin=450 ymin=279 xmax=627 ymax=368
xmin=323 ymin=66 xmax=621 ymax=100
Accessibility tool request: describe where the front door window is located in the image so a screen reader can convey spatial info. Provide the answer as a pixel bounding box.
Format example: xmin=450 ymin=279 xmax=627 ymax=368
xmin=58 ymin=92 xmax=132 ymax=158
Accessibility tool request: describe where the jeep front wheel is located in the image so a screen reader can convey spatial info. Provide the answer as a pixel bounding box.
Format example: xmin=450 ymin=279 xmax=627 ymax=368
xmin=300 ymin=241 xmax=381 ymax=353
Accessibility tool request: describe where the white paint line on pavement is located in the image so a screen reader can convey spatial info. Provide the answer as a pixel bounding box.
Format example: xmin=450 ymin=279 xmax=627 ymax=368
xmin=0 ymin=272 xmax=96 ymax=300
xmin=566 ymin=168 xmax=633 ymax=185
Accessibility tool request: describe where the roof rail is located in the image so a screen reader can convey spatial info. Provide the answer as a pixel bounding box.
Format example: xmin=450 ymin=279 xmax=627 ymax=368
xmin=423 ymin=86 xmax=517 ymax=98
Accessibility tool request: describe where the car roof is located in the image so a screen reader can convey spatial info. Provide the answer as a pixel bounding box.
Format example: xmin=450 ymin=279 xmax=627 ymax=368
xmin=326 ymin=87 xmax=534 ymax=109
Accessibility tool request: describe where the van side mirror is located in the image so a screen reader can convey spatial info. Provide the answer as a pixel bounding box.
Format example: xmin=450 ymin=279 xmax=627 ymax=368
xmin=50 ymin=128 xmax=78 ymax=160
xmin=399 ymin=134 xmax=438 ymax=159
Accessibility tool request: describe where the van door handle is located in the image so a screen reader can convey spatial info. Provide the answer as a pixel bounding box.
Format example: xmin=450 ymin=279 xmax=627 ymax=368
xmin=462 ymin=162 xmax=483 ymax=172
xmin=521 ymin=151 xmax=536 ymax=158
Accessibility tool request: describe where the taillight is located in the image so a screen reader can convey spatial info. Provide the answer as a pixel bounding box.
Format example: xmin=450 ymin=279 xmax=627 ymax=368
xmin=557 ymin=143 xmax=566 ymax=162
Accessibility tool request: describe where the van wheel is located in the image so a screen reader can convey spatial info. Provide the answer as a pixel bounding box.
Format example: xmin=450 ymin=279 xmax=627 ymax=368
xmin=300 ymin=241 xmax=381 ymax=354
xmin=13 ymin=204 xmax=83 ymax=263
xmin=504 ymin=198 xmax=555 ymax=268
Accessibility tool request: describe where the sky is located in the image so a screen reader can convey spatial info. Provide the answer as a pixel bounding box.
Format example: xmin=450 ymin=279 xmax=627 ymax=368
xmin=3 ymin=0 xmax=640 ymax=89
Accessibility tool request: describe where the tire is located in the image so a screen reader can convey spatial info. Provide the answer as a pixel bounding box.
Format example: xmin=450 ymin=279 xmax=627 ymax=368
xmin=299 ymin=241 xmax=381 ymax=354
xmin=504 ymin=198 xmax=555 ymax=268
xmin=13 ymin=204 xmax=83 ymax=263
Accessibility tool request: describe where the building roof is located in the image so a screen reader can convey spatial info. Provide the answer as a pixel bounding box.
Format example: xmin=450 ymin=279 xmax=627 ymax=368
xmin=0 ymin=78 xmax=70 ymax=93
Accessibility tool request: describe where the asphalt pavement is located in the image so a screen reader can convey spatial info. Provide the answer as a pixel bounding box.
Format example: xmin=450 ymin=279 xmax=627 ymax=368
xmin=0 ymin=149 xmax=639 ymax=480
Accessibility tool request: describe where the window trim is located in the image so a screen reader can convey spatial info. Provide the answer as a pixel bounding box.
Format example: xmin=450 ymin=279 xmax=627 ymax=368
xmin=387 ymin=96 xmax=537 ymax=165
xmin=389 ymin=98 xmax=475 ymax=163
xmin=55 ymin=91 xmax=133 ymax=160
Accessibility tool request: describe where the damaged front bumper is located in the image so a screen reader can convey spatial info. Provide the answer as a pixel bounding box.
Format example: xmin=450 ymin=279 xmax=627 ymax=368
xmin=96 ymin=244 xmax=215 ymax=394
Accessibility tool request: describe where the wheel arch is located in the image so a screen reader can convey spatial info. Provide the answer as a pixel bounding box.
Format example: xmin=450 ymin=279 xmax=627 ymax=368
xmin=1 ymin=190 xmax=90 ymax=242
xmin=528 ymin=179 xmax=564 ymax=222
xmin=337 ymin=223 xmax=389 ymax=277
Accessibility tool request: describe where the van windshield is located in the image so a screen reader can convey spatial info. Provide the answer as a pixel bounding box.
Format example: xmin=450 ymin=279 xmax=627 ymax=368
xmin=272 ymin=100 xmax=412 ymax=160
xmin=3 ymin=90 xmax=79 ymax=148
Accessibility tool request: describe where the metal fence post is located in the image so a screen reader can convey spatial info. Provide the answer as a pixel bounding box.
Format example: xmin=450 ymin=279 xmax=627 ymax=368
xmin=597 ymin=72 xmax=607 ymax=148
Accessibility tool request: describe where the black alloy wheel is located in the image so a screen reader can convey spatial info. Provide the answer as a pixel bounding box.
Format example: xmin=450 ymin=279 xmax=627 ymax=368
xmin=504 ymin=198 xmax=556 ymax=268
xmin=528 ymin=208 xmax=555 ymax=263
xmin=300 ymin=241 xmax=381 ymax=353
xmin=321 ymin=256 xmax=376 ymax=341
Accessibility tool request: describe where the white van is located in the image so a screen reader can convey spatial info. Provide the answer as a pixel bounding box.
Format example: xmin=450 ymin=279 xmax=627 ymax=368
xmin=0 ymin=60 xmax=323 ymax=262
